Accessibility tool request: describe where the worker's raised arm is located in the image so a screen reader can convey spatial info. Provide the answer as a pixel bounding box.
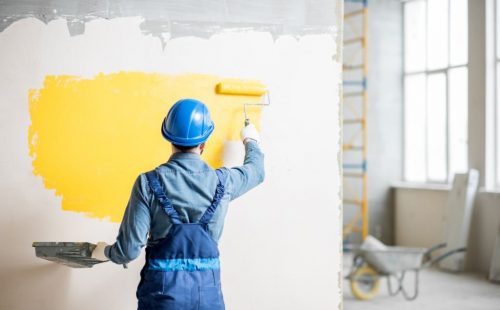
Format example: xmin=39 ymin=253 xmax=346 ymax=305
xmin=226 ymin=124 xmax=265 ymax=200
xmin=104 ymin=175 xmax=151 ymax=264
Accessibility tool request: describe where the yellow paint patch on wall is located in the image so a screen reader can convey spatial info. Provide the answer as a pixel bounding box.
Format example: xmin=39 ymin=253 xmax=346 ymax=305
xmin=28 ymin=73 xmax=263 ymax=222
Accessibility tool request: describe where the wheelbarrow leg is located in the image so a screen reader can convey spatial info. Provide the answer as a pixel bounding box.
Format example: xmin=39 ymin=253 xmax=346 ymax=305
xmin=387 ymin=272 xmax=405 ymax=296
xmin=387 ymin=270 xmax=420 ymax=301
xmin=400 ymin=270 xmax=420 ymax=301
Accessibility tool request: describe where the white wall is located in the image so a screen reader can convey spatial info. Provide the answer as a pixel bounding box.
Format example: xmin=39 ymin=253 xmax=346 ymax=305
xmin=468 ymin=192 xmax=500 ymax=272
xmin=394 ymin=184 xmax=449 ymax=248
xmin=0 ymin=16 xmax=342 ymax=310
xmin=394 ymin=185 xmax=500 ymax=273
xmin=366 ymin=0 xmax=403 ymax=244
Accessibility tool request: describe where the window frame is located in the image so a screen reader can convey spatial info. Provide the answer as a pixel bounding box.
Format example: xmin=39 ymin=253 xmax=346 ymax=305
xmin=403 ymin=0 xmax=469 ymax=184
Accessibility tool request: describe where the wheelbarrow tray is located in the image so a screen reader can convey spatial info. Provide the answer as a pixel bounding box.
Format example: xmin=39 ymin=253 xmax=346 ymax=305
xmin=356 ymin=246 xmax=427 ymax=274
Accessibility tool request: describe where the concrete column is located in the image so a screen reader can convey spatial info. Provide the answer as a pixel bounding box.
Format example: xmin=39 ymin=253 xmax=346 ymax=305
xmin=485 ymin=0 xmax=496 ymax=188
xmin=468 ymin=0 xmax=487 ymax=186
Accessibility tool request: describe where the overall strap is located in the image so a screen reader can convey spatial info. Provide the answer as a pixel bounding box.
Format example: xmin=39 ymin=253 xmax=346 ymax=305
xmin=145 ymin=170 xmax=183 ymax=224
xmin=198 ymin=169 xmax=227 ymax=225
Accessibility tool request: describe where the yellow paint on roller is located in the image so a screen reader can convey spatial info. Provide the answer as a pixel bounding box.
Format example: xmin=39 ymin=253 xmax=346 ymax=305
xmin=215 ymin=79 xmax=267 ymax=96
xmin=28 ymin=73 xmax=263 ymax=222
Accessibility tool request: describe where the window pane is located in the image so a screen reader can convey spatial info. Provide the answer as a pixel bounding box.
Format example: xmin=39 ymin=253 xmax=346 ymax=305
xmin=404 ymin=1 xmax=426 ymax=72
xmin=450 ymin=0 xmax=468 ymax=66
xmin=427 ymin=73 xmax=447 ymax=182
xmin=449 ymin=67 xmax=468 ymax=178
xmin=427 ymin=0 xmax=449 ymax=69
xmin=404 ymin=74 xmax=427 ymax=182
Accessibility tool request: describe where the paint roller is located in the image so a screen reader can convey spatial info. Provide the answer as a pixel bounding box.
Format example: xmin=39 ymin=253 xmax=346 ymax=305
xmin=215 ymin=80 xmax=270 ymax=126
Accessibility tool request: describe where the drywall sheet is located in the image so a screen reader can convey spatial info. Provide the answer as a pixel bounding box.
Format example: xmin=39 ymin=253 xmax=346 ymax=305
xmin=489 ymin=229 xmax=500 ymax=283
xmin=0 ymin=10 xmax=342 ymax=310
xmin=440 ymin=170 xmax=479 ymax=272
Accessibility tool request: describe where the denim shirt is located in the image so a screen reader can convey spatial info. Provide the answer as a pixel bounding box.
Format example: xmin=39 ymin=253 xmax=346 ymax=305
xmin=105 ymin=141 xmax=264 ymax=264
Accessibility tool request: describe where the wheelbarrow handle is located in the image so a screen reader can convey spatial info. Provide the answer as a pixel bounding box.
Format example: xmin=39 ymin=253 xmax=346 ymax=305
xmin=422 ymin=247 xmax=466 ymax=268
xmin=424 ymin=242 xmax=447 ymax=257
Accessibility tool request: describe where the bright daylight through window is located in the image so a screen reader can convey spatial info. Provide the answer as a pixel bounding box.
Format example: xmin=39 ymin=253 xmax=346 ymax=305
xmin=404 ymin=0 xmax=468 ymax=183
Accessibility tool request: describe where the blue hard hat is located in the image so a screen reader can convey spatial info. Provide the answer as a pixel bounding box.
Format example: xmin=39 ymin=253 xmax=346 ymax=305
xmin=161 ymin=98 xmax=215 ymax=146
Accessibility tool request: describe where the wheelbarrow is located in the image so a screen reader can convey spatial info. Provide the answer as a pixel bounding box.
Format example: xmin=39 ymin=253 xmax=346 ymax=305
xmin=346 ymin=242 xmax=465 ymax=300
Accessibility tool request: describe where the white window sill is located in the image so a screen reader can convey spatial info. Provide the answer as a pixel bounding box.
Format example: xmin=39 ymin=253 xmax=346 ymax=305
xmin=391 ymin=181 xmax=451 ymax=191
xmin=478 ymin=188 xmax=500 ymax=195
xmin=392 ymin=181 xmax=500 ymax=196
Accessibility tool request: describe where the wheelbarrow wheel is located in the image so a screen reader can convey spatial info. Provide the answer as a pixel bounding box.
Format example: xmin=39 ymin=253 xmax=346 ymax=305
xmin=350 ymin=265 xmax=381 ymax=300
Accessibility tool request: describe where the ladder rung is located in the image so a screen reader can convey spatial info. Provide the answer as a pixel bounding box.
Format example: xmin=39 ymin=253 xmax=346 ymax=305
xmin=344 ymin=0 xmax=368 ymax=5
xmin=344 ymin=199 xmax=363 ymax=205
xmin=343 ymin=118 xmax=364 ymax=124
xmin=343 ymin=91 xmax=364 ymax=98
xmin=344 ymin=164 xmax=364 ymax=169
xmin=344 ymin=224 xmax=361 ymax=235
xmin=344 ymin=37 xmax=364 ymax=45
xmin=343 ymin=144 xmax=363 ymax=151
xmin=342 ymin=144 xmax=363 ymax=151
xmin=343 ymin=161 xmax=367 ymax=171
xmin=343 ymin=64 xmax=365 ymax=70
xmin=344 ymin=172 xmax=365 ymax=178
xmin=343 ymin=79 xmax=366 ymax=87
xmin=351 ymin=226 xmax=361 ymax=232
xmin=344 ymin=9 xmax=364 ymax=19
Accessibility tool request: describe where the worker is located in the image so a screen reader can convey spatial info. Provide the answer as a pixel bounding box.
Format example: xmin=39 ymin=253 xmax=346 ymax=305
xmin=91 ymin=98 xmax=264 ymax=309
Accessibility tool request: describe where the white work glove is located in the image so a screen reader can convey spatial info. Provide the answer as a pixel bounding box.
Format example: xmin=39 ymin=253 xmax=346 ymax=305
xmin=240 ymin=123 xmax=261 ymax=144
xmin=91 ymin=242 xmax=109 ymax=261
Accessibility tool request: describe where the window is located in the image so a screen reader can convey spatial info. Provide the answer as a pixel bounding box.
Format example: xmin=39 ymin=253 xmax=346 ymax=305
xmin=403 ymin=0 xmax=468 ymax=183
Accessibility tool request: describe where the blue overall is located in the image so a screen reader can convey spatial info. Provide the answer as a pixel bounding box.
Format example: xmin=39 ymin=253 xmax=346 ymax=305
xmin=137 ymin=169 xmax=227 ymax=310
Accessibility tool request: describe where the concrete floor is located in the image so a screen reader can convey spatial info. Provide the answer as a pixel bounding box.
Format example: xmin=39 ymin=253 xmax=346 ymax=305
xmin=343 ymin=255 xmax=500 ymax=310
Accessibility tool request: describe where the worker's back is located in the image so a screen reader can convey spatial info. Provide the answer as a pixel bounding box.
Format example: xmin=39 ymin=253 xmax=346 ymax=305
xmin=105 ymin=140 xmax=264 ymax=265
xmin=146 ymin=152 xmax=231 ymax=244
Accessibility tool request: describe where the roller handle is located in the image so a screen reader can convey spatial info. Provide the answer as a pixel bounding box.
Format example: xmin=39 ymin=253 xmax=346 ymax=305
xmin=244 ymin=104 xmax=250 ymax=126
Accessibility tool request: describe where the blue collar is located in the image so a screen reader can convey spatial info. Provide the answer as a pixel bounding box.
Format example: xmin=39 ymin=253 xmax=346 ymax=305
xmin=169 ymin=152 xmax=201 ymax=160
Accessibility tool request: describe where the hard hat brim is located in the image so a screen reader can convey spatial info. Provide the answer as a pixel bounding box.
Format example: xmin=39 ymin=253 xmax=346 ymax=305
xmin=161 ymin=123 xmax=215 ymax=147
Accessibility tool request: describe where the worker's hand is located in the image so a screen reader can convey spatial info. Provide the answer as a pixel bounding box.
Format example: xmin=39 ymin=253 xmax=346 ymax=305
xmin=241 ymin=123 xmax=260 ymax=144
xmin=91 ymin=242 xmax=109 ymax=262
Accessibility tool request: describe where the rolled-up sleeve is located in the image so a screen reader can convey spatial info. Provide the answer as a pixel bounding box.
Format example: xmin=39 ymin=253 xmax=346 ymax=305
xmin=105 ymin=175 xmax=151 ymax=264
xmin=227 ymin=141 xmax=265 ymax=200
